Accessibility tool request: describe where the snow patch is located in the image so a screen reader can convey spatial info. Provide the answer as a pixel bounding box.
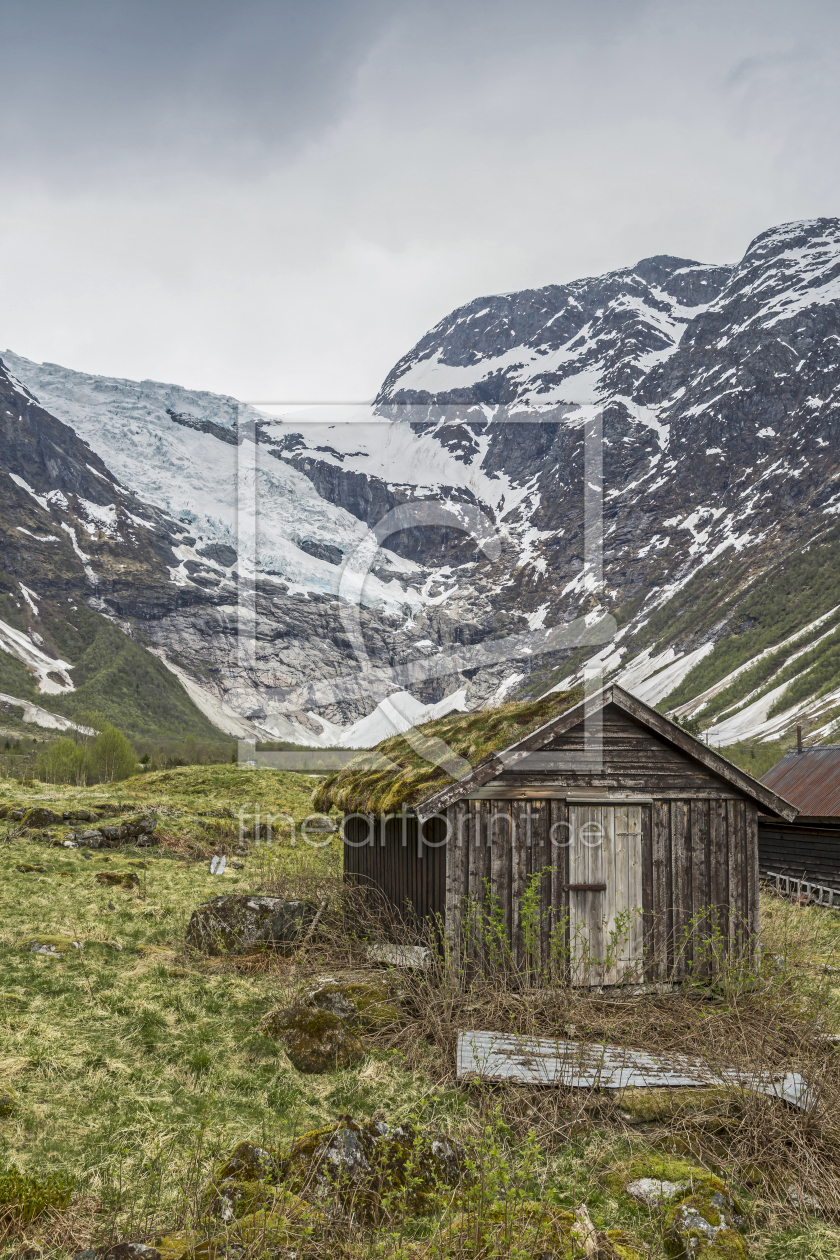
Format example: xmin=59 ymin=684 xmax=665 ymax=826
xmin=0 ymin=618 xmax=74 ymax=693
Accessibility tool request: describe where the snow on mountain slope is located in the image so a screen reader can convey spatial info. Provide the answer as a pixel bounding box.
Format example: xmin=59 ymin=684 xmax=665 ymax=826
xmin=6 ymin=217 xmax=840 ymax=748
xmin=377 ymin=255 xmax=732 ymax=409
xmin=3 ymin=352 xmax=418 ymax=615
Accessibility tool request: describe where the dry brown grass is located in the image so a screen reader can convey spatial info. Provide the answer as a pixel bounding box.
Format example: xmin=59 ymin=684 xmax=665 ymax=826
xmin=243 ymin=873 xmax=840 ymax=1226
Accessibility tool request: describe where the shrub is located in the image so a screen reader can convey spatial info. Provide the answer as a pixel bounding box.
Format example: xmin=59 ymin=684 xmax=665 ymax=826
xmin=35 ymin=723 xmax=136 ymax=785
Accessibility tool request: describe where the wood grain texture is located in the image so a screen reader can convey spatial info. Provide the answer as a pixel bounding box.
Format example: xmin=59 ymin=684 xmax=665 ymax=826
xmin=671 ymin=800 xmax=690 ymax=979
xmin=511 ymin=802 xmax=529 ymax=971
xmin=651 ymin=799 xmax=671 ymax=980
xmin=690 ymin=800 xmax=710 ymax=977
xmin=746 ymin=802 xmax=760 ymax=953
xmin=710 ymin=798 xmax=728 ymax=962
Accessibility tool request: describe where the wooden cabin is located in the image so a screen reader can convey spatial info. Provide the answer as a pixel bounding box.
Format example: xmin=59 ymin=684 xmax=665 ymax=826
xmin=328 ymin=685 xmax=797 ymax=985
xmin=759 ymin=744 xmax=840 ymax=895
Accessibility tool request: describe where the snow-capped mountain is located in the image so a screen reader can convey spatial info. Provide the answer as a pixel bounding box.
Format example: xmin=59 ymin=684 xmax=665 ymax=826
xmin=4 ymin=216 xmax=840 ymax=748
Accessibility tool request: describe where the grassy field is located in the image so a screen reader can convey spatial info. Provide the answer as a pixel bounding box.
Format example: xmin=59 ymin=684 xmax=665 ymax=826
xmin=1 ymin=766 xmax=840 ymax=1258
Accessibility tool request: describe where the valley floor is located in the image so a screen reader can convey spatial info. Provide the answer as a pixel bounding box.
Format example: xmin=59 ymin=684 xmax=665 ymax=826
xmin=0 ymin=768 xmax=839 ymax=1259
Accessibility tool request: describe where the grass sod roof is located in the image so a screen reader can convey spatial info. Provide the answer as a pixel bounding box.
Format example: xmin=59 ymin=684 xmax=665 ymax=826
xmin=311 ymin=689 xmax=584 ymax=816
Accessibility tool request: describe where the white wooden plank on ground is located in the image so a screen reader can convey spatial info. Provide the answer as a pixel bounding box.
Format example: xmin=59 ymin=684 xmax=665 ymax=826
xmin=456 ymin=1030 xmax=814 ymax=1110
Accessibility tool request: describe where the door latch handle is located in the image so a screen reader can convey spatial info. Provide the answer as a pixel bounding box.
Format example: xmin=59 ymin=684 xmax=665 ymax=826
xmin=563 ymin=882 xmax=607 ymax=891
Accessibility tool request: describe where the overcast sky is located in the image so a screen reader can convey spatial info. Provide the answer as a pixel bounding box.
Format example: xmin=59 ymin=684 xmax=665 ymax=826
xmin=1 ymin=0 xmax=839 ymax=399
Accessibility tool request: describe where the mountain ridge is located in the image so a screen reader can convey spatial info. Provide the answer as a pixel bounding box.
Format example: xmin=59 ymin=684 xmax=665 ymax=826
xmin=5 ymin=216 xmax=840 ymax=750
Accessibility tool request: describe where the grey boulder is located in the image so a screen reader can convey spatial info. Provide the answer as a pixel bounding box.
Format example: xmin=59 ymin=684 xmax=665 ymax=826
xmin=185 ymin=895 xmax=316 ymax=955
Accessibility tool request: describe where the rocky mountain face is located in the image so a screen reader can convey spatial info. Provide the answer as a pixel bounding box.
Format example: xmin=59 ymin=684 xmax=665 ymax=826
xmin=0 ymin=358 xmax=239 ymax=740
xmin=5 ymin=216 xmax=840 ymax=748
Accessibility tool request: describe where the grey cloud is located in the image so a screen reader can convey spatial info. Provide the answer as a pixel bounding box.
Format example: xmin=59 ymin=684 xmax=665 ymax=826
xmin=0 ymin=0 xmax=399 ymax=180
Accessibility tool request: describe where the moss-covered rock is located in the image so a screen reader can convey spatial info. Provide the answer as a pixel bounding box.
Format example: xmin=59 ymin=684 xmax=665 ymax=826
xmin=0 ymin=1087 xmax=17 ymax=1117
xmin=280 ymin=1116 xmax=465 ymax=1218
xmin=155 ymin=1195 xmax=326 ymax=1260
xmin=25 ymin=934 xmax=83 ymax=955
xmin=63 ymin=808 xmax=99 ymax=823
xmin=69 ymin=816 xmax=159 ymax=849
xmin=208 ymin=1116 xmax=467 ymax=1225
xmin=438 ymin=1200 xmax=576 ymax=1257
xmin=602 ymin=1153 xmax=726 ymax=1205
xmin=259 ymin=1005 xmax=365 ymax=1073
xmin=185 ymin=895 xmax=315 ymax=955
xmin=95 ymin=871 xmax=140 ymax=888
xmin=20 ymin=808 xmax=63 ymax=829
xmin=605 ymin=1228 xmax=651 ymax=1260
xmin=303 ymin=976 xmax=402 ymax=1028
xmin=437 ymin=1203 xmax=648 ymax=1260
xmin=664 ymin=1190 xmax=748 ymax=1258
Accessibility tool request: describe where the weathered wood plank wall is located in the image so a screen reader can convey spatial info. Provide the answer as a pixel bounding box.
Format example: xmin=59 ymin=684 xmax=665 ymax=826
xmin=441 ymin=795 xmax=757 ymax=979
xmin=343 ymin=705 xmax=760 ymax=979
xmin=758 ymin=819 xmax=840 ymax=889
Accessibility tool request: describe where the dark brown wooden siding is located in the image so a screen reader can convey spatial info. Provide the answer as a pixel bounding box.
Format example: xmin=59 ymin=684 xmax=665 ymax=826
xmin=490 ymin=704 xmax=724 ymax=797
xmin=343 ymin=813 xmax=447 ymax=929
xmin=758 ymin=818 xmax=840 ymax=888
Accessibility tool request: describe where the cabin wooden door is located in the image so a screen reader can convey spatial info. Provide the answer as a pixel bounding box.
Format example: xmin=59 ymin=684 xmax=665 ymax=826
xmin=568 ymin=804 xmax=645 ymax=985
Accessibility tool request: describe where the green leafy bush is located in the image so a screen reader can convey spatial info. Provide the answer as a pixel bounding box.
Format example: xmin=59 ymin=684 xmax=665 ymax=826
xmin=36 ymin=723 xmax=136 ymax=785
xmin=35 ymin=737 xmax=89 ymax=786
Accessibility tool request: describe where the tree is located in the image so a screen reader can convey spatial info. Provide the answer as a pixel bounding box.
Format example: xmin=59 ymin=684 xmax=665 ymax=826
xmin=36 ymin=738 xmax=88 ymax=786
xmin=86 ymin=725 xmax=137 ymax=783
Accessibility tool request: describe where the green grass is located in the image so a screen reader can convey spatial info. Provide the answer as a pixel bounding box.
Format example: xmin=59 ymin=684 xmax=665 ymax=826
xmin=715 ymin=738 xmax=793 ymax=780
xmin=0 ymin=651 xmax=39 ymax=705
xmin=40 ymin=624 xmax=233 ymax=745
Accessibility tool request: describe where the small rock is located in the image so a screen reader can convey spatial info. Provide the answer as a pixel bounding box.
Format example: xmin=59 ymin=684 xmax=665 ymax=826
xmin=260 ymin=1005 xmax=365 ymax=1073
xmin=303 ymin=977 xmax=401 ymax=1028
xmin=367 ymin=943 xmax=431 ymax=969
xmin=787 ymin=1183 xmax=822 ymax=1213
xmin=75 ymin=1247 xmax=161 ymax=1260
xmin=99 ymin=1245 xmax=161 ymax=1260
xmin=211 ymin=1116 xmax=467 ymax=1222
xmin=25 ymin=935 xmax=83 ymax=955
xmin=665 ymin=1189 xmax=747 ymax=1258
xmin=71 ymin=816 xmax=159 ymax=849
xmin=20 ymin=807 xmax=63 ymax=829
xmin=626 ymin=1177 xmax=690 ymax=1207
